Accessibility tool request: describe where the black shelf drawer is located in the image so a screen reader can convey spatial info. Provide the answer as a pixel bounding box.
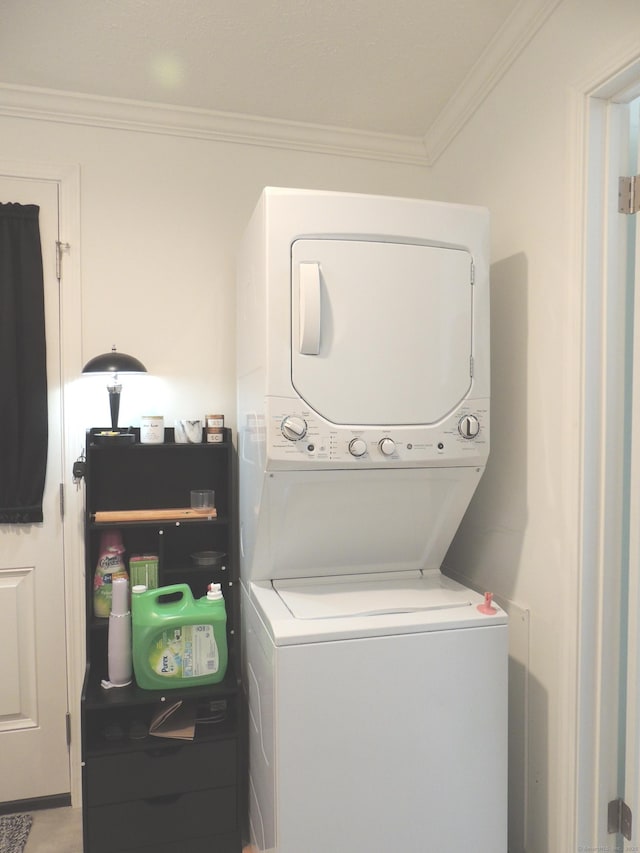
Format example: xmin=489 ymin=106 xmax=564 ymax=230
xmin=110 ymin=832 xmax=241 ymax=853
xmin=86 ymin=786 xmax=237 ymax=853
xmin=85 ymin=738 xmax=237 ymax=805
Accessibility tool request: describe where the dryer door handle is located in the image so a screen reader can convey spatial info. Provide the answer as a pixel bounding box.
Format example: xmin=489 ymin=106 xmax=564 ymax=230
xmin=299 ymin=262 xmax=321 ymax=355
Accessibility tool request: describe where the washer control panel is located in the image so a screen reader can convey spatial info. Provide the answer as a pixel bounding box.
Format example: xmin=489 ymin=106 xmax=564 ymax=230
xmin=265 ymin=397 xmax=489 ymax=469
xmin=458 ymin=414 xmax=480 ymax=439
xmin=281 ymin=415 xmax=308 ymax=441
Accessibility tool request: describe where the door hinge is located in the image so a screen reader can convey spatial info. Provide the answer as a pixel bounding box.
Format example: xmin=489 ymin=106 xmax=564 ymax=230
xmin=470 ymin=355 xmax=474 ymax=378
xmin=66 ymin=712 xmax=71 ymax=748
xmin=59 ymin=483 xmax=64 ymax=519
xmin=55 ymin=241 xmax=70 ymax=280
xmin=618 ymin=175 xmax=640 ymax=214
xmin=470 ymin=261 xmax=475 ymax=285
xmin=608 ymin=797 xmax=632 ymax=840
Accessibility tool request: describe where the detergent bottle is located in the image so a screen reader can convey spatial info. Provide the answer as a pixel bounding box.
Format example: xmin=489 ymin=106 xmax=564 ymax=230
xmin=93 ymin=529 xmax=128 ymax=618
xmin=131 ymin=583 xmax=228 ymax=689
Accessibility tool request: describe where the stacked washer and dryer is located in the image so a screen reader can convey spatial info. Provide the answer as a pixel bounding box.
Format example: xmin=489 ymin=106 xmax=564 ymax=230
xmin=236 ymin=187 xmax=507 ymax=853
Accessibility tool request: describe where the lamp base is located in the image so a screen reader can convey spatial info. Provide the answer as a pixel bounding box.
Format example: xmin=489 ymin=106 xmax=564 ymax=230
xmin=93 ymin=429 xmax=136 ymax=446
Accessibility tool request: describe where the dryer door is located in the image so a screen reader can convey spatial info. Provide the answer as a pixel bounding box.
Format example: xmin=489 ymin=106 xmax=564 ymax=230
xmin=291 ymin=239 xmax=473 ymax=426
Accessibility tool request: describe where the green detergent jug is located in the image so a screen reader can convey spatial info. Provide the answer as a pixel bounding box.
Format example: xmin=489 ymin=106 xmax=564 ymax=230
xmin=131 ymin=583 xmax=228 ymax=690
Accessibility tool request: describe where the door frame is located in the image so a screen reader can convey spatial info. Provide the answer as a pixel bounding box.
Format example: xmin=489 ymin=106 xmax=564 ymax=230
xmin=625 ymin=100 xmax=640 ymax=843
xmin=0 ymin=160 xmax=84 ymax=805
xmin=574 ymin=57 xmax=640 ymax=847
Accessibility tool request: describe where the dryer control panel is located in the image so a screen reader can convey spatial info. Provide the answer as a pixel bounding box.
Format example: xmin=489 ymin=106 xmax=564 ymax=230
xmin=264 ymin=396 xmax=489 ymax=470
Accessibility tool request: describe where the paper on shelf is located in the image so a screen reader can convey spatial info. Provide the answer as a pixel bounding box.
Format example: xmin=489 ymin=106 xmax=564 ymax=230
xmin=149 ymin=699 xmax=196 ymax=740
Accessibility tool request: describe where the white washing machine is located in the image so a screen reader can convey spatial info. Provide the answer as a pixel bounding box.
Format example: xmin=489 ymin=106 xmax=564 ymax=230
xmin=237 ymin=188 xmax=507 ymax=853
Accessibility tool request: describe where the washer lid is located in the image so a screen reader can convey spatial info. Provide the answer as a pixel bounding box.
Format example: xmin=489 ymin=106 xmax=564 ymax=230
xmin=273 ymin=570 xmax=473 ymax=620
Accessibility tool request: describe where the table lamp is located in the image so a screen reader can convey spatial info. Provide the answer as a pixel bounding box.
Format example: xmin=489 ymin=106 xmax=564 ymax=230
xmin=82 ymin=345 xmax=147 ymax=444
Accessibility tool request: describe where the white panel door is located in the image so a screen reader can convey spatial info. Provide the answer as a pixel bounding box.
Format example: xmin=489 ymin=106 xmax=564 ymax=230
xmin=0 ymin=176 xmax=70 ymax=802
xmin=291 ymin=239 xmax=473 ymax=425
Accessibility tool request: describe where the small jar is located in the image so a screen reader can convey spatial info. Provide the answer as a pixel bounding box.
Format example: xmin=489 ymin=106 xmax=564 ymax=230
xmin=206 ymin=413 xmax=224 ymax=443
xmin=140 ymin=415 xmax=164 ymax=444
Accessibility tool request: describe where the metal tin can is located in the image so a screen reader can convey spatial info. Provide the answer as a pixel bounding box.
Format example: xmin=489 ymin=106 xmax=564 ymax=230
xmin=140 ymin=415 xmax=164 ymax=444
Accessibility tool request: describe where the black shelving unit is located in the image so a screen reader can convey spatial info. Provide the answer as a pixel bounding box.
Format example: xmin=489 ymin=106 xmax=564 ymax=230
xmin=81 ymin=428 xmax=242 ymax=853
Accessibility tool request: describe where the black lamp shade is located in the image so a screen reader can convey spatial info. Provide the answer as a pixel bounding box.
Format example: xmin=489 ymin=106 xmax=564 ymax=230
xmin=82 ymin=349 xmax=147 ymax=375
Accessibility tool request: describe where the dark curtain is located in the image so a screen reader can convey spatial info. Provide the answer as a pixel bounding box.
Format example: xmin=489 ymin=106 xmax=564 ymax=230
xmin=0 ymin=203 xmax=48 ymax=523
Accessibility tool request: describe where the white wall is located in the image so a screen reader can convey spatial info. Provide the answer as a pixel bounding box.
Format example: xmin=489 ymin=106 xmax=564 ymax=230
xmin=0 ymin=115 xmax=428 ymax=435
xmin=431 ymin=1 xmax=640 ymax=850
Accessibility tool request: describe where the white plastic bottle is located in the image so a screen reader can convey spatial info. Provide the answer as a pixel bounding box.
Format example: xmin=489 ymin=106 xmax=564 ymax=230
xmin=107 ymin=576 xmax=132 ymax=687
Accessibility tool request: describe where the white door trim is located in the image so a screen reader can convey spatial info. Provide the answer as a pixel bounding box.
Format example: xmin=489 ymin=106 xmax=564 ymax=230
xmin=624 ymin=97 xmax=640 ymax=842
xmin=0 ymin=159 xmax=84 ymax=806
xmin=573 ymin=56 xmax=640 ymax=849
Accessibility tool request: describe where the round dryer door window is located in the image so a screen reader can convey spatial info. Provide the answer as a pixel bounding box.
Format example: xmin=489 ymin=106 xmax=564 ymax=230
xmin=291 ymin=239 xmax=474 ymax=426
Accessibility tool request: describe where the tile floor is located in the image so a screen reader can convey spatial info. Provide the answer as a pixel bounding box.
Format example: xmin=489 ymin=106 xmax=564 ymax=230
xmin=24 ymin=806 xmax=254 ymax=853
xmin=21 ymin=806 xmax=252 ymax=852
xmin=24 ymin=807 xmax=83 ymax=853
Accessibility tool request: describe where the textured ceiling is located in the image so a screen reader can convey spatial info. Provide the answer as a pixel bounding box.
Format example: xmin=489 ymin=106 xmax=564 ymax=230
xmin=1 ymin=0 xmax=522 ymax=139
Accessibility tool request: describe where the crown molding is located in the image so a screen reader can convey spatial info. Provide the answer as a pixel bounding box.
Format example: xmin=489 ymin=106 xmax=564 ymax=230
xmin=0 ymin=82 xmax=430 ymax=167
xmin=423 ymin=0 xmax=564 ymax=163
xmin=0 ymin=1 xmax=561 ymax=169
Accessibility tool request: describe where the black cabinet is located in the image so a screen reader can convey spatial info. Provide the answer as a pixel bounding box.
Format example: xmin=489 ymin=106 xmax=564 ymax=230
xmin=81 ymin=428 xmax=242 ymax=853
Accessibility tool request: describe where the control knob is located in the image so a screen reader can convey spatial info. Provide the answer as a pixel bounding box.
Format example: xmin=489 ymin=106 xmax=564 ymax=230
xmin=379 ymin=438 xmax=396 ymax=456
xmin=349 ymin=438 xmax=367 ymax=458
xmin=281 ymin=416 xmax=307 ymax=441
xmin=458 ymin=414 xmax=480 ymax=439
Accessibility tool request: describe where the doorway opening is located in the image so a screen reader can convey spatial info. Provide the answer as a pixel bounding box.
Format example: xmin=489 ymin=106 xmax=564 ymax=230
xmin=577 ymin=68 xmax=640 ymax=848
